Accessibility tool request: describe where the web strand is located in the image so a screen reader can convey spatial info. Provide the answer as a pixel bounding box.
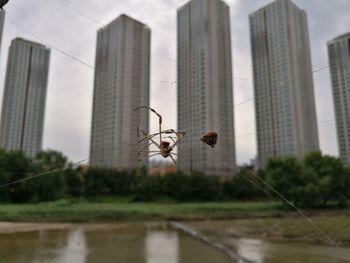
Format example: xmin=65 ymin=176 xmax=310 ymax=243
xmin=0 ymin=159 xmax=88 ymax=190
xmin=245 ymin=168 xmax=336 ymax=245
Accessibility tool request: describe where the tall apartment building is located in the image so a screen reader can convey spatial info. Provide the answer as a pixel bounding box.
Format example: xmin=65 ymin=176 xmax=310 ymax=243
xmin=177 ymin=0 xmax=236 ymax=176
xmin=0 ymin=38 xmax=50 ymax=157
xmin=250 ymin=0 xmax=319 ymax=168
xmin=328 ymin=33 xmax=350 ymax=166
xmin=90 ymin=15 xmax=151 ymax=169
xmin=0 ymin=10 xmax=5 ymax=53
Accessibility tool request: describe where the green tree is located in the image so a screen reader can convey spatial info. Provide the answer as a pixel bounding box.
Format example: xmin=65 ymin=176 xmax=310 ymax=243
xmin=132 ymin=175 xmax=162 ymax=202
xmin=163 ymin=172 xmax=192 ymax=201
xmin=304 ymin=152 xmax=350 ymax=207
xmin=5 ymin=151 xmax=34 ymax=203
xmin=84 ymin=168 xmax=135 ymax=195
xmin=65 ymin=169 xmax=85 ymax=197
xmin=223 ymin=168 xmax=265 ymax=200
xmin=0 ymin=149 xmax=10 ymax=202
xmin=35 ymin=150 xmax=67 ymax=170
xmin=162 ymin=172 xmax=221 ymax=201
xmin=188 ymin=172 xmax=222 ymax=201
xmin=33 ymin=150 xmax=68 ymax=201
xmin=265 ymin=157 xmax=321 ymax=207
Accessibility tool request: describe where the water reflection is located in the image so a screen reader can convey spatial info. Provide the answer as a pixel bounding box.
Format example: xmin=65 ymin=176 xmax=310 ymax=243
xmin=0 ymin=223 xmax=232 ymax=263
xmin=29 ymin=227 xmax=88 ymax=263
xmin=52 ymin=227 xmax=88 ymax=263
xmin=230 ymin=237 xmax=350 ymax=263
xmin=235 ymin=238 xmax=265 ymax=263
xmin=146 ymin=230 xmax=179 ymax=263
xmin=1 ymin=223 xmax=348 ymax=263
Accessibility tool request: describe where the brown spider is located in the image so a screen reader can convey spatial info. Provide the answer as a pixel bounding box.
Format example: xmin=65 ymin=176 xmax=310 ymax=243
xmin=200 ymin=131 xmax=218 ymax=148
xmin=135 ymin=106 xmax=185 ymax=164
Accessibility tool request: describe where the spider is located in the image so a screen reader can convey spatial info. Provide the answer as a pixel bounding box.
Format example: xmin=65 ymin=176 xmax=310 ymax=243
xmin=200 ymin=131 xmax=218 ymax=148
xmin=135 ymin=106 xmax=185 ymax=164
xmin=0 ymin=0 xmax=9 ymax=9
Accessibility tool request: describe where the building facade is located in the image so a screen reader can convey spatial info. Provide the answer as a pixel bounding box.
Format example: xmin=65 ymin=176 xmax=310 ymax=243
xmin=250 ymin=0 xmax=319 ymax=168
xmin=177 ymin=0 xmax=236 ymax=176
xmin=328 ymin=33 xmax=350 ymax=166
xmin=0 ymin=10 xmax=5 ymax=54
xmin=0 ymin=38 xmax=50 ymax=157
xmin=90 ymin=15 xmax=151 ymax=169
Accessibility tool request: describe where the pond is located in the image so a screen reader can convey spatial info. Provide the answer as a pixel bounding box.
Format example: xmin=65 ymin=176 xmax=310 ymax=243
xmin=0 ymin=222 xmax=348 ymax=263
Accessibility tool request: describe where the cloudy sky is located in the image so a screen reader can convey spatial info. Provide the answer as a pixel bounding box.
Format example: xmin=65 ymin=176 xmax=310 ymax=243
xmin=0 ymin=0 xmax=349 ymax=164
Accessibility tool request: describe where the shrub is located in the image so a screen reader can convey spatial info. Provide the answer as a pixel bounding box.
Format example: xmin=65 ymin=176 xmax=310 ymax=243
xmin=223 ymin=168 xmax=266 ymax=200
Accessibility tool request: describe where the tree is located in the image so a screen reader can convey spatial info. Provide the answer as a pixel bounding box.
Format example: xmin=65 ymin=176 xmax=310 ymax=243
xmin=265 ymin=157 xmax=321 ymax=207
xmin=65 ymin=169 xmax=84 ymax=197
xmin=223 ymin=167 xmax=265 ymax=200
xmin=35 ymin=150 xmax=67 ymax=171
xmin=0 ymin=149 xmax=10 ymax=202
xmin=304 ymin=152 xmax=350 ymax=207
xmin=187 ymin=172 xmax=222 ymax=201
xmin=132 ymin=175 xmax=161 ymax=202
xmin=33 ymin=150 xmax=68 ymax=201
xmin=5 ymin=151 xmax=34 ymax=203
xmin=163 ymin=172 xmax=192 ymax=201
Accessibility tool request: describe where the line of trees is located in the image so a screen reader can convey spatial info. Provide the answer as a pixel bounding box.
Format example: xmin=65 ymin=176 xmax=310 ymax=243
xmin=0 ymin=149 xmax=68 ymax=203
xmin=0 ymin=149 xmax=268 ymax=203
xmin=263 ymin=152 xmax=350 ymax=208
xmin=0 ymin=150 xmax=349 ymax=208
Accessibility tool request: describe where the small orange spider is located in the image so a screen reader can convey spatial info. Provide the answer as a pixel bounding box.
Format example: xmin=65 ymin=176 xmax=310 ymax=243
xmin=200 ymin=131 xmax=218 ymax=148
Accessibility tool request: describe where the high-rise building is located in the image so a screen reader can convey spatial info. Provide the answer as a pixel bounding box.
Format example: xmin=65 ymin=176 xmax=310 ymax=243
xmin=0 ymin=38 xmax=50 ymax=157
xmin=328 ymin=33 xmax=350 ymax=166
xmin=0 ymin=10 xmax=5 ymax=53
xmin=90 ymin=15 xmax=151 ymax=169
xmin=177 ymin=0 xmax=236 ymax=176
xmin=250 ymin=0 xmax=319 ymax=168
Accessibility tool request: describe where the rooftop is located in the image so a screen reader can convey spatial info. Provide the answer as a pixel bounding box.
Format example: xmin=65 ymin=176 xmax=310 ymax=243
xmin=13 ymin=38 xmax=49 ymax=50
xmin=99 ymin=14 xmax=150 ymax=32
xmin=328 ymin=32 xmax=350 ymax=44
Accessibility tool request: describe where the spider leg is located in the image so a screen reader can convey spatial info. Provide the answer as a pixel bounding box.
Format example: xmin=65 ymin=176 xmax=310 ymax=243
xmin=138 ymin=150 xmax=161 ymax=156
xmin=169 ymin=130 xmax=186 ymax=150
xmin=137 ymin=127 xmax=161 ymax=148
xmin=135 ymin=106 xmax=163 ymax=145
xmin=164 ymin=129 xmax=186 ymax=148
xmin=138 ymin=153 xmax=162 ymax=161
xmin=140 ymin=129 xmax=185 ymax=151
xmin=138 ymin=129 xmax=177 ymax=145
xmin=137 ymin=127 xmax=141 ymax=137
xmin=169 ymin=154 xmax=177 ymax=164
xmin=163 ymin=129 xmax=176 ymax=134
xmin=137 ymin=126 xmax=150 ymax=139
xmin=168 ymin=137 xmax=176 ymax=144
xmin=139 ymin=141 xmax=154 ymax=153
xmin=140 ymin=135 xmax=160 ymax=149
xmin=147 ymin=129 xmax=177 ymax=138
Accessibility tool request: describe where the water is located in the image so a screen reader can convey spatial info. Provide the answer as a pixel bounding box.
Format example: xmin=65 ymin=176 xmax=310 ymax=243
xmin=172 ymin=222 xmax=350 ymax=263
xmin=0 ymin=222 xmax=349 ymax=263
xmin=232 ymin=238 xmax=350 ymax=263
xmin=0 ymin=223 xmax=232 ymax=263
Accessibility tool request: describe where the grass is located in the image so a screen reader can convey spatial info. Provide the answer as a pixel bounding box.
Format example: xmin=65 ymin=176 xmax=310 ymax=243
xmin=0 ymin=198 xmax=282 ymax=222
xmin=189 ymin=214 xmax=350 ymax=245
xmin=0 ymin=198 xmax=349 ymax=244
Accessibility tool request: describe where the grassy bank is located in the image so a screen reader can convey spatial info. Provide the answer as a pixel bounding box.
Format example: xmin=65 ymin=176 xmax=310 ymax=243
xmin=0 ymin=198 xmax=285 ymax=222
xmin=189 ymin=215 xmax=350 ymax=246
xmin=0 ymin=198 xmax=349 ymax=245
xmin=0 ymin=198 xmax=349 ymax=223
